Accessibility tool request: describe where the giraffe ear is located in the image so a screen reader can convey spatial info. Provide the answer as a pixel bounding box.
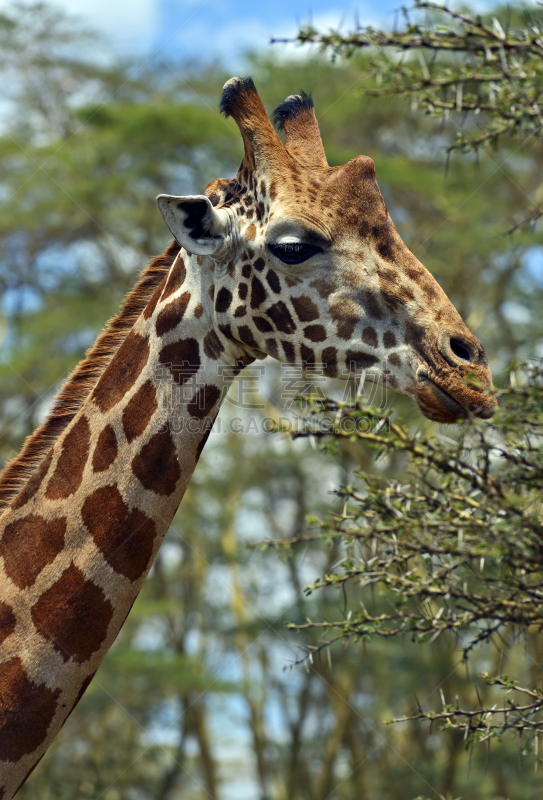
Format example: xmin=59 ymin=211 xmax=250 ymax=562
xmin=156 ymin=194 xmax=226 ymax=256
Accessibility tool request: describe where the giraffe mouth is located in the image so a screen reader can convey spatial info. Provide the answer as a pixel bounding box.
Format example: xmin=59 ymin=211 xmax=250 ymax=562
xmin=415 ymin=375 xmax=496 ymax=424
xmin=416 ymin=376 xmax=467 ymax=423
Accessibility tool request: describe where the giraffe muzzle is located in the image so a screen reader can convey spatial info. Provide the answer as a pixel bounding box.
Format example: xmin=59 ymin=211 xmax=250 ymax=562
xmin=418 ymin=375 xmax=467 ymax=420
xmin=416 ymin=373 xmax=497 ymax=423
xmin=411 ymin=328 xmax=498 ymax=423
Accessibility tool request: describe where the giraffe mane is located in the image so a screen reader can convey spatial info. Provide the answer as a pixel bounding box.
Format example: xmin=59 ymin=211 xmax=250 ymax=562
xmin=0 ymin=239 xmax=180 ymax=515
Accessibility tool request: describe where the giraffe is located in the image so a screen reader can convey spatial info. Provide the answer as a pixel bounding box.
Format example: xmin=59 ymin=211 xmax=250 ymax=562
xmin=0 ymin=77 xmax=496 ymax=797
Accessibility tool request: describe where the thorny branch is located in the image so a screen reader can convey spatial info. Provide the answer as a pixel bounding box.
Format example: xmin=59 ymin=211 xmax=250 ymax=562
xmin=263 ymin=362 xmax=543 ymax=750
xmin=273 ymin=2 xmax=543 ymax=158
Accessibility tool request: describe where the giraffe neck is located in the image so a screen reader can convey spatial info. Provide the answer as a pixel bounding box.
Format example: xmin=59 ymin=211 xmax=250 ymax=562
xmin=0 ymin=241 xmax=181 ymax=516
xmin=0 ymin=248 xmax=247 ymax=797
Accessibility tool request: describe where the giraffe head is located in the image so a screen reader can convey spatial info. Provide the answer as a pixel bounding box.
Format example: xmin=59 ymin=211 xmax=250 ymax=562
xmin=158 ymin=77 xmax=496 ymax=423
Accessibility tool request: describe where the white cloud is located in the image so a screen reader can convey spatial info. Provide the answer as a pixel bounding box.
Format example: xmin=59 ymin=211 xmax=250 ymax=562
xmin=77 ymin=0 xmax=159 ymax=50
xmin=0 ymin=0 xmax=160 ymax=52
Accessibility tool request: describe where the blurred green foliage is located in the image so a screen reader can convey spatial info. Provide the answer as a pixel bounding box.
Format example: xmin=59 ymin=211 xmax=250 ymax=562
xmin=0 ymin=2 xmax=541 ymax=798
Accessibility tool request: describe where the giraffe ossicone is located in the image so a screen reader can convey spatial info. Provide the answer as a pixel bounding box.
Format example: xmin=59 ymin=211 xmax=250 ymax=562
xmin=0 ymin=76 xmax=495 ymax=798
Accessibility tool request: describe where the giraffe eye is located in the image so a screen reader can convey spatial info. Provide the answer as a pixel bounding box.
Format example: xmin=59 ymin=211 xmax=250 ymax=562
xmin=269 ymin=242 xmax=321 ymax=265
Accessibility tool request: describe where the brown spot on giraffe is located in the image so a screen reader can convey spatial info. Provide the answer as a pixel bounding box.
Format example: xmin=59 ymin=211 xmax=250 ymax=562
xmin=322 ymin=346 xmax=338 ymax=377
xmin=405 ymin=264 xmax=423 ymax=281
xmin=162 ymin=256 xmax=186 ymax=300
xmin=291 ymin=295 xmax=319 ymax=322
xmin=0 ymin=602 xmax=16 ymax=646
xmin=132 ymin=429 xmax=181 ymax=496
xmin=237 ymin=325 xmax=259 ymax=350
xmin=265 ymin=338 xmax=279 ymax=359
xmin=92 ymin=425 xmax=118 ymax=473
xmin=310 ymin=278 xmax=336 ymax=298
xmin=362 ymin=290 xmax=384 ymax=320
xmin=250 ymin=276 xmax=267 ymax=309
xmin=282 ymin=341 xmax=295 ymax=362
xmin=0 ymin=657 xmax=62 ymax=761
xmin=385 ymin=373 xmax=399 ymax=389
xmin=345 ymin=351 xmax=379 ymax=371
xmin=378 ymin=275 xmax=403 ymax=313
xmin=82 ymin=486 xmax=157 ymax=582
xmin=254 ymin=316 xmax=274 ymax=333
xmin=388 ymin=353 xmax=402 ymax=368
xmin=45 ymin=415 xmax=90 ymax=500
xmin=304 ymin=325 xmax=327 ymax=342
xmin=31 ymin=563 xmax=113 ymax=663
xmin=142 ymin=274 xmax=167 ymax=320
xmin=266 ymin=269 xmax=281 ymax=294
xmin=374 ymin=221 xmax=398 ymax=262
xmin=266 ymin=301 xmax=296 ymax=334
xmin=362 ymin=326 xmax=378 ymax=348
xmin=159 ymin=339 xmax=201 ymax=385
xmin=122 ymin=380 xmax=158 ymax=443
xmin=335 ymin=313 xmax=359 ymax=340
xmin=300 ymin=344 xmax=316 ymax=365
xmin=215 ymin=287 xmax=233 ymax=313
xmin=187 ymin=385 xmax=222 ymax=420
xmin=93 ymin=331 xmax=150 ymax=413
xmin=404 ymin=320 xmax=428 ymax=365
xmin=203 ymin=330 xmax=225 ymax=360
xmin=397 ymin=284 xmax=415 ymax=304
xmin=218 ymin=323 xmax=235 ymax=342
xmin=0 ymin=515 xmax=66 ymax=590
xmin=11 ymin=450 xmax=53 ymax=511
xmin=234 ymin=305 xmax=247 ymax=317
xmin=245 ymin=224 xmax=256 ymax=241
xmin=156 ymin=291 xmax=191 ymax=337
xmin=383 ymin=330 xmax=397 ymax=349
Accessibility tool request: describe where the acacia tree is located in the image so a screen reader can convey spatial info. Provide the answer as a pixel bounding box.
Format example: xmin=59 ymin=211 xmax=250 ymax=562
xmin=265 ymin=362 xmax=543 ymax=757
xmin=282 ymin=2 xmax=543 ymax=153
xmin=268 ymin=1 xmax=543 ymax=766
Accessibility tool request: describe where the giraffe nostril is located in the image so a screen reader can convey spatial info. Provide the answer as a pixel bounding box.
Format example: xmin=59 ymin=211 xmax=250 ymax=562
xmin=450 ymin=337 xmax=473 ymax=363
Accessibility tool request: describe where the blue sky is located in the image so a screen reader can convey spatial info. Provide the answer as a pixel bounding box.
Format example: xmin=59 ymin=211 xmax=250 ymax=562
xmin=0 ymin=0 xmax=505 ymax=70
xmin=14 ymin=0 xmax=404 ymax=68
xmin=150 ymin=0 xmax=393 ymax=65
